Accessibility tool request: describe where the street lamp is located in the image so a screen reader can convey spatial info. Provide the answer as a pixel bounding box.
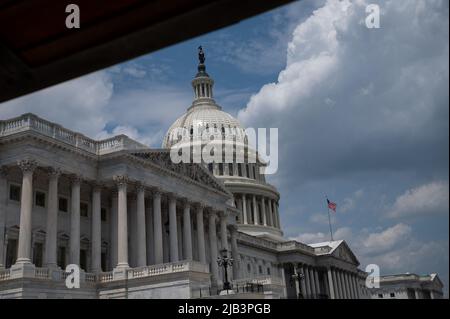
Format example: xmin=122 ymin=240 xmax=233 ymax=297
xmin=217 ymin=248 xmax=233 ymax=291
xmin=291 ymin=272 xmax=305 ymax=299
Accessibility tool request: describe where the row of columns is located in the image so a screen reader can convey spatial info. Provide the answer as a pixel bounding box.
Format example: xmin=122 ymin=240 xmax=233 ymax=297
xmin=327 ymin=267 xmax=361 ymax=299
xmin=294 ymin=264 xmax=322 ymax=299
xmin=4 ymin=160 xmax=236 ymax=287
xmin=237 ymin=194 xmax=280 ymax=229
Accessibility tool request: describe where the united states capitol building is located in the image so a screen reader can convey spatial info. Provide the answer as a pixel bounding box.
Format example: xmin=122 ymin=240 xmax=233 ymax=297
xmin=0 ymin=52 xmax=432 ymax=299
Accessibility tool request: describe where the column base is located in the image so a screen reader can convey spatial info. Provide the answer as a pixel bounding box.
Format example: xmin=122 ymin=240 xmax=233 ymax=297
xmin=10 ymin=262 xmax=35 ymax=279
xmin=113 ymin=264 xmax=130 ymax=280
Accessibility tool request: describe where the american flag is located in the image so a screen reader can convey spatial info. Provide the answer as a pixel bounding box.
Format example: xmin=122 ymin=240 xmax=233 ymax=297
xmin=327 ymin=199 xmax=337 ymax=212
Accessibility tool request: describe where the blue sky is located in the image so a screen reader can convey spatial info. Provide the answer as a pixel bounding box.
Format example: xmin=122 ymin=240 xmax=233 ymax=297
xmin=1 ymin=0 xmax=448 ymax=294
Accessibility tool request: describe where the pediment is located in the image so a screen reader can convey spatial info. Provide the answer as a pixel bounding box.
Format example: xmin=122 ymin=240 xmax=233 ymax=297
xmin=131 ymin=150 xmax=230 ymax=195
xmin=332 ymin=241 xmax=360 ymax=265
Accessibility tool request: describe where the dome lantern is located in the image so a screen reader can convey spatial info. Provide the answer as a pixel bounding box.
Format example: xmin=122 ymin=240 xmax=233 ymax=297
xmin=192 ymin=46 xmax=215 ymax=104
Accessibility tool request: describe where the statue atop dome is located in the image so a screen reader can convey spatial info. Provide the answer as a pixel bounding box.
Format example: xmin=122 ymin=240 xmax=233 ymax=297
xmin=198 ymin=46 xmax=205 ymax=64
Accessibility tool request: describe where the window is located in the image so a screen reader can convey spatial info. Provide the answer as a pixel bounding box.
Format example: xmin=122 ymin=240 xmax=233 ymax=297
xmin=80 ymin=202 xmax=89 ymax=217
xmin=101 ymin=208 xmax=107 ymax=221
xmin=390 ymin=293 xmax=395 ymax=298
xmin=6 ymin=239 xmax=17 ymax=268
xmin=238 ymin=164 xmax=242 ymax=176
xmin=246 ymin=164 xmax=250 ymax=178
xmin=267 ymin=267 xmax=271 ymax=275
xmin=247 ymin=264 xmax=251 ymax=272
xmin=101 ymin=252 xmax=107 ymax=272
xmin=59 ymin=197 xmax=68 ymax=212
xmin=80 ymin=249 xmax=87 ymax=271
xmin=9 ymin=184 xmax=21 ymax=201
xmin=378 ymin=294 xmax=383 ymax=298
xmin=35 ymin=191 xmax=46 ymax=207
xmin=208 ymin=163 xmax=213 ymax=173
xmin=253 ymin=166 xmax=257 ymax=179
xmin=228 ymin=163 xmax=234 ymax=176
xmin=33 ymin=242 xmax=43 ymax=267
xmin=258 ymin=265 xmax=263 ymax=274
xmin=218 ymin=163 xmax=223 ymax=175
xmin=58 ymin=246 xmax=66 ymax=268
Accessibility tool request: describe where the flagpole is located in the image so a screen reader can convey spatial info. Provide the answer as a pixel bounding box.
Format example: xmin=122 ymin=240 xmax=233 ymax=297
xmin=326 ymin=195 xmax=334 ymax=242
xmin=327 ymin=206 xmax=334 ymax=242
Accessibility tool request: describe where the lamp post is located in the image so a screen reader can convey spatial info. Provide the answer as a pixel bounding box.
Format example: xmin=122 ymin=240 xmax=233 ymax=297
xmin=292 ymin=272 xmax=305 ymax=299
xmin=217 ymin=248 xmax=233 ymax=291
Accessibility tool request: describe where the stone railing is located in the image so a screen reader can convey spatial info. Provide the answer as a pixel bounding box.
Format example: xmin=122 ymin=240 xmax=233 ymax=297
xmin=127 ymin=260 xmax=209 ymax=280
xmin=0 ymin=268 xmax=11 ymax=281
xmin=0 ymin=113 xmax=147 ymax=155
xmin=34 ymin=267 xmax=50 ymax=279
xmin=233 ymin=275 xmax=284 ymax=287
xmin=277 ymin=240 xmax=315 ymax=254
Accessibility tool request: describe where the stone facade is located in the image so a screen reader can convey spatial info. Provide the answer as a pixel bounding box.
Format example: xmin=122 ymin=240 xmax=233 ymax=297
xmin=370 ymin=273 xmax=444 ymax=299
xmin=0 ymin=58 xmax=371 ymax=299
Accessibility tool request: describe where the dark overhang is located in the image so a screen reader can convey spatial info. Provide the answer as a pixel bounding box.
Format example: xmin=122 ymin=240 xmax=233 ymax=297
xmin=0 ymin=0 xmax=294 ymax=103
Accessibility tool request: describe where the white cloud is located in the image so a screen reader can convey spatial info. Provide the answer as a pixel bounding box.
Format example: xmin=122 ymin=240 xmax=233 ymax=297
xmin=387 ymin=181 xmax=449 ymax=218
xmin=0 ymin=71 xmax=113 ymax=137
xmin=360 ymin=223 xmax=412 ymax=255
xmin=290 ymin=226 xmax=352 ymax=243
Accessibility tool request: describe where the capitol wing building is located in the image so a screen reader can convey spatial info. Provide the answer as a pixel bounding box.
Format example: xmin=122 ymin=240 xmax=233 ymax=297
xmin=0 ymin=56 xmax=371 ymax=299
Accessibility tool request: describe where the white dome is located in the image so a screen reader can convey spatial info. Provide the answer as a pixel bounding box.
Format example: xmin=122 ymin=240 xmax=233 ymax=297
xmin=162 ymin=103 xmax=247 ymax=148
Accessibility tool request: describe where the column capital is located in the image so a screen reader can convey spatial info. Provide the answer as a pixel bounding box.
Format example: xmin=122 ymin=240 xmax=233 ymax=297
xmin=92 ymin=182 xmax=103 ymax=192
xmin=193 ymin=202 xmax=205 ymax=210
xmin=151 ymin=187 xmax=162 ymax=197
xmin=181 ymin=197 xmax=191 ymax=208
xmin=17 ymin=159 xmax=37 ymax=173
xmin=166 ymin=192 xmax=178 ymax=201
xmin=47 ymin=167 xmax=61 ymax=179
xmin=69 ymin=174 xmax=83 ymax=186
xmin=135 ymin=182 xmax=146 ymax=193
xmin=113 ymin=175 xmax=129 ymax=187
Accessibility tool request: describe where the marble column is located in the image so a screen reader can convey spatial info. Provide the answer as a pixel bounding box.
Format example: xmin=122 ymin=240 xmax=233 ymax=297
xmin=110 ymin=191 xmax=118 ymax=268
xmin=252 ymin=195 xmax=259 ymax=225
xmin=230 ymin=226 xmax=239 ymax=279
xmin=15 ymin=160 xmax=36 ymax=264
xmin=69 ymin=175 xmax=81 ymax=266
xmin=299 ymin=265 xmax=307 ymax=298
xmin=339 ymin=270 xmax=347 ymax=299
xmin=177 ymin=213 xmax=183 ymax=259
xmin=350 ymin=273 xmax=357 ymax=299
xmin=114 ymin=176 xmax=129 ymax=268
xmin=308 ymin=266 xmax=317 ymax=298
xmin=261 ymin=197 xmax=267 ymax=226
xmin=196 ymin=205 xmax=206 ymax=264
xmin=267 ymin=198 xmax=274 ymax=227
xmin=183 ymin=200 xmax=193 ymax=260
xmin=275 ymin=202 xmax=280 ymax=228
xmin=145 ymin=198 xmax=154 ymax=265
xmin=332 ymin=268 xmax=340 ymax=299
xmin=242 ymin=194 xmax=248 ymax=224
xmin=314 ymin=269 xmax=321 ymax=296
xmin=91 ymin=184 xmax=102 ymax=272
xmin=208 ymin=210 xmax=219 ymax=285
xmin=136 ymin=185 xmax=147 ymax=267
xmin=0 ymin=168 xmax=7 ymax=269
xmin=168 ymin=195 xmax=179 ymax=262
xmin=219 ymin=213 xmax=229 ymax=251
xmin=44 ymin=168 xmax=60 ymax=268
xmin=303 ymin=265 xmax=312 ymax=298
xmin=152 ymin=190 xmax=163 ymax=264
xmin=327 ymin=268 xmax=335 ymax=299
xmin=353 ymin=274 xmax=360 ymax=299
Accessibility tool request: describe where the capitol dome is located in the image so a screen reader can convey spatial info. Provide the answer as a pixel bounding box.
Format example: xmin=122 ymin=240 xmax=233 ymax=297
xmin=162 ymin=47 xmax=283 ymax=241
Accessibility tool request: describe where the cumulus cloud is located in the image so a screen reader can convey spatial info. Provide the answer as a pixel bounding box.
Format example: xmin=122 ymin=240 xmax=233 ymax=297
xmin=290 ymin=226 xmax=352 ymax=243
xmin=386 ymin=181 xmax=449 ymax=218
xmin=0 ymin=71 xmax=113 ymax=137
xmin=238 ymin=0 xmax=449 ymax=186
xmin=360 ymin=223 xmax=412 ymax=255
